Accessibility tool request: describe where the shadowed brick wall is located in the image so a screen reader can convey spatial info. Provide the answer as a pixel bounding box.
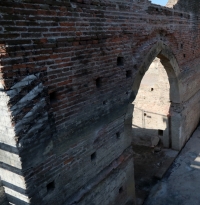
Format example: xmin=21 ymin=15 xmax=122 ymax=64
xmin=0 ymin=0 xmax=200 ymax=204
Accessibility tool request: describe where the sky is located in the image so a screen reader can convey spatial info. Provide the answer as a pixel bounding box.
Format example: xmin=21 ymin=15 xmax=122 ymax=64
xmin=151 ymin=0 xmax=168 ymax=6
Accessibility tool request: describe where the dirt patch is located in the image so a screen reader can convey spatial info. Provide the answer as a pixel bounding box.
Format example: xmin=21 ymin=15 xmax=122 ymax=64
xmin=133 ymin=144 xmax=178 ymax=205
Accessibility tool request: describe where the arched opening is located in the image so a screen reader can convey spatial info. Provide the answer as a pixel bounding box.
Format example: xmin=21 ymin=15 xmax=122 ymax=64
xmin=132 ymin=57 xmax=170 ymax=148
xmin=126 ymin=42 xmax=182 ymax=150
xmin=124 ymin=42 xmax=182 ymax=204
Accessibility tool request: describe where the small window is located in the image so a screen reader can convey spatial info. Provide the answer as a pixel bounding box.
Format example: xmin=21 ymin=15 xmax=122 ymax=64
xmin=158 ymin=130 xmax=163 ymax=136
xmin=151 ymin=88 xmax=154 ymax=91
xmin=47 ymin=181 xmax=55 ymax=193
xmin=91 ymin=152 xmax=96 ymax=161
xmin=117 ymin=57 xmax=124 ymax=66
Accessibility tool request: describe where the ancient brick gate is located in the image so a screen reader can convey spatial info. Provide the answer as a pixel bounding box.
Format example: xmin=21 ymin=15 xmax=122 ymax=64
xmin=0 ymin=0 xmax=200 ymax=204
xmin=130 ymin=42 xmax=182 ymax=149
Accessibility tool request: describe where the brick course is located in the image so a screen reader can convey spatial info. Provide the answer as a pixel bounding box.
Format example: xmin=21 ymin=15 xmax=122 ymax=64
xmin=0 ymin=0 xmax=199 ymax=204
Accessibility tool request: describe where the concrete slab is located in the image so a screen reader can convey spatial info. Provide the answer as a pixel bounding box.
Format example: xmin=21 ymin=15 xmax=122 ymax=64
xmin=144 ymin=126 xmax=200 ymax=205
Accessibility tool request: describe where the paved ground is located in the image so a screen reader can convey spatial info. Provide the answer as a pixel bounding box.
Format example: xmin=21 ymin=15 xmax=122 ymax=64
xmin=144 ymin=126 xmax=200 ymax=205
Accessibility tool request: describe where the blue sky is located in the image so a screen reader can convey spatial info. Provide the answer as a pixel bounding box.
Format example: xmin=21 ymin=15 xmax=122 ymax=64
xmin=151 ymin=0 xmax=168 ymax=6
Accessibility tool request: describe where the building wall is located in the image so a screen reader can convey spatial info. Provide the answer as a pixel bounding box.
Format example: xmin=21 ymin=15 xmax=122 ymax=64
xmin=166 ymin=0 xmax=179 ymax=8
xmin=0 ymin=0 xmax=199 ymax=204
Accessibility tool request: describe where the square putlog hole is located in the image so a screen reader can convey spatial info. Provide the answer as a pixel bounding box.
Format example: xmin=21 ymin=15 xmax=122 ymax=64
xmin=117 ymin=57 xmax=124 ymax=66
xmin=47 ymin=181 xmax=55 ymax=193
xmin=91 ymin=152 xmax=96 ymax=161
xmin=96 ymin=77 xmax=102 ymax=88
xmin=116 ymin=132 xmax=121 ymax=139
xmin=158 ymin=130 xmax=163 ymax=136
xmin=126 ymin=70 xmax=132 ymax=78
xmin=49 ymin=91 xmax=57 ymax=104
xmin=119 ymin=186 xmax=123 ymax=194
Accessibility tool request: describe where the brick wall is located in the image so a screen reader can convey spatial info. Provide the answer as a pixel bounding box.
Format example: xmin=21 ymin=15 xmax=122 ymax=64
xmin=0 ymin=0 xmax=199 ymax=204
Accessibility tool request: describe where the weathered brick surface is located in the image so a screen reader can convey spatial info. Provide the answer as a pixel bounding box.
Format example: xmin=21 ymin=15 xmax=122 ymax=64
xmin=0 ymin=178 xmax=8 ymax=205
xmin=0 ymin=0 xmax=199 ymax=204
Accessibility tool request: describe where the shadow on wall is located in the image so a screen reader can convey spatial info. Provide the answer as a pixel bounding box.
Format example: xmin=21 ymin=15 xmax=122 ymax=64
xmin=132 ymin=107 xmax=170 ymax=148
xmin=124 ymin=103 xmax=170 ymax=152
xmin=125 ymin=104 xmax=172 ymax=150
xmin=0 ymin=143 xmax=30 ymax=205
xmin=0 ymin=177 xmax=8 ymax=205
xmin=0 ymin=71 xmax=49 ymax=205
xmin=0 ymin=40 xmax=53 ymax=204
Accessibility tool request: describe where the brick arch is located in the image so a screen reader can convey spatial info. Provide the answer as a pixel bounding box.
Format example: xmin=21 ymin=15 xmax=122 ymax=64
xmin=125 ymin=41 xmax=183 ymax=150
xmin=131 ymin=41 xmax=182 ymax=104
